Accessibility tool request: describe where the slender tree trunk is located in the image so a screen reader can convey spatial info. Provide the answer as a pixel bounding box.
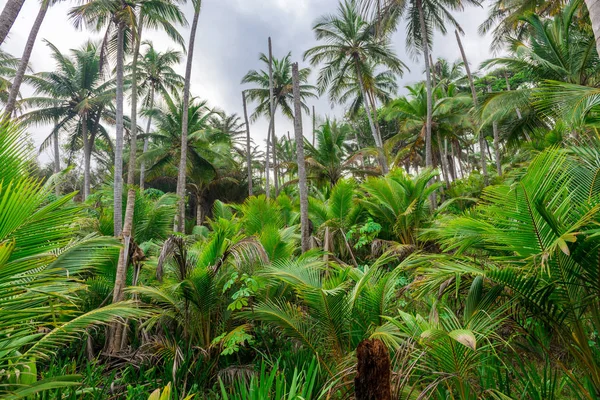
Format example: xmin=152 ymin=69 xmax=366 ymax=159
xmin=265 ymin=37 xmax=275 ymax=199
xmin=53 ymin=126 xmax=60 ymax=196
xmin=242 ymin=91 xmax=252 ymax=196
xmin=586 ymin=0 xmax=600 ymax=59
xmin=272 ymin=114 xmax=279 ymax=194
xmin=455 ymin=30 xmax=488 ymax=185
xmin=292 ymin=62 xmax=310 ymax=253
xmin=3 ymin=0 xmax=47 ymax=118
xmin=487 ymin=84 xmax=502 ymax=177
xmin=108 ymin=16 xmax=144 ymax=355
xmin=195 ymin=192 xmax=203 ymax=226
xmin=113 ymin=21 xmax=125 ymax=236
xmin=81 ymin=115 xmax=91 ymax=201
xmin=417 ymin=0 xmax=433 ymax=171
xmin=0 ymin=0 xmax=25 ymax=46
xmin=312 ymin=105 xmax=316 ymax=146
xmin=176 ymin=2 xmax=201 ymax=232
xmin=436 ymin=131 xmax=450 ymax=188
xmin=139 ymin=87 xmax=154 ymax=190
xmin=354 ymin=57 xmax=388 ymax=174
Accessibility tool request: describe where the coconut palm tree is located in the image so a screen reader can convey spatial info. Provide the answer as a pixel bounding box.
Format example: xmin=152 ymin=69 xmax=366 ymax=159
xmin=135 ymin=42 xmax=184 ymax=189
xmin=0 ymin=50 xmax=18 ymax=107
xmin=328 ymin=62 xmax=399 ymax=119
xmin=242 ymin=51 xmax=317 ymax=195
xmin=361 ymin=0 xmax=481 ymax=176
xmin=304 ymin=0 xmax=406 ymax=174
xmin=176 ymin=0 xmax=202 ymax=233
xmin=18 ymin=40 xmax=115 ymax=200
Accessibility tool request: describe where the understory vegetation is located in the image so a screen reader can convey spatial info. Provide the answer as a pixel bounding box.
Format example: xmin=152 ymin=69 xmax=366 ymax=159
xmin=4 ymin=0 xmax=600 ymax=398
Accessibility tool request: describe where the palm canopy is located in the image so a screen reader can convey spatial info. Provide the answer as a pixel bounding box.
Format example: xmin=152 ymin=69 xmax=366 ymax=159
xmin=382 ymin=82 xmax=471 ymax=169
xmin=241 ymin=52 xmax=317 ymax=121
xmin=303 ymin=0 xmax=406 ymax=96
xmin=329 ymin=62 xmax=399 ymax=118
xmin=18 ymin=40 xmax=115 ymax=160
xmin=133 ymin=41 xmax=184 ymax=108
xmin=482 ymin=0 xmax=599 ymax=86
xmin=305 ymin=119 xmax=368 ymax=188
xmin=140 ymin=94 xmax=232 ymax=186
xmin=0 ymin=49 xmax=19 ymax=107
xmin=360 ymin=0 xmax=482 ymax=56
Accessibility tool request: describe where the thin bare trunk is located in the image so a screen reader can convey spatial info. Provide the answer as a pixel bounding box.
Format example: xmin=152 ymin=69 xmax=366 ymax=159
xmin=354 ymin=57 xmax=387 ymax=174
xmin=139 ymin=86 xmax=154 ymax=190
xmin=4 ymin=0 xmax=48 ymax=117
xmin=292 ymin=62 xmax=309 ymax=253
xmin=113 ymin=22 xmax=125 ymax=236
xmin=0 ymin=0 xmax=25 ymax=46
xmin=53 ymin=126 xmax=60 ymax=197
xmin=265 ymin=37 xmax=275 ymax=199
xmin=487 ymin=84 xmax=502 ymax=177
xmin=273 ymin=116 xmax=279 ymax=194
xmin=312 ymin=105 xmax=316 ymax=146
xmin=242 ymin=91 xmax=252 ymax=196
xmin=417 ymin=0 xmax=433 ymax=171
xmin=176 ymin=2 xmax=201 ymax=232
xmin=455 ymin=29 xmax=487 ymax=185
xmin=196 ymin=193 xmax=203 ymax=226
xmin=81 ymin=115 xmax=91 ymax=201
xmin=436 ymin=131 xmax=450 ymax=188
xmin=585 ymin=0 xmax=600 ymax=63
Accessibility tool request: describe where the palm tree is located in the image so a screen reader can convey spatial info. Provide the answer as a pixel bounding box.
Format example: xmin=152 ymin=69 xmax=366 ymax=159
xmin=3 ymin=0 xmax=51 ymax=117
xmin=304 ymin=0 xmax=406 ymax=174
xmin=292 ymin=62 xmax=310 ymax=252
xmin=0 ymin=49 xmax=19 ymax=107
xmin=242 ymin=51 xmax=317 ymax=195
xmin=329 ymin=62 xmax=399 ymax=119
xmin=242 ymin=91 xmax=252 ymax=195
xmin=0 ymin=0 xmax=26 ymax=45
xmin=19 ymin=40 xmax=115 ymax=200
xmin=176 ymin=0 xmax=202 ymax=233
xmin=305 ymin=120 xmax=365 ymax=188
xmin=362 ymin=0 xmax=480 ymax=176
xmin=134 ymin=42 xmax=184 ymax=189
xmin=382 ymin=83 xmax=472 ymax=182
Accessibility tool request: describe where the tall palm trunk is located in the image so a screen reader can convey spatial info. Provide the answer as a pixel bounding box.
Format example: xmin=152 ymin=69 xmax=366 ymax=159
xmin=139 ymin=87 xmax=154 ymax=190
xmin=292 ymin=62 xmax=309 ymax=252
xmin=0 ymin=0 xmax=25 ymax=45
xmin=312 ymin=105 xmax=316 ymax=146
xmin=455 ymin=29 xmax=488 ymax=186
xmin=266 ymin=37 xmax=275 ymax=199
xmin=416 ymin=0 xmax=433 ymax=170
xmin=176 ymin=1 xmax=201 ymax=232
xmin=52 ymin=123 xmax=60 ymax=197
xmin=108 ymin=15 xmax=144 ymax=355
xmin=242 ymin=91 xmax=252 ymax=195
xmin=486 ymin=84 xmax=502 ymax=177
xmin=354 ymin=57 xmax=388 ymax=174
xmin=81 ymin=114 xmax=91 ymax=201
xmin=273 ymin=114 xmax=279 ymax=194
xmin=4 ymin=0 xmax=48 ymax=118
xmin=113 ymin=21 xmax=125 ymax=236
xmin=586 ymin=0 xmax=600 ymax=58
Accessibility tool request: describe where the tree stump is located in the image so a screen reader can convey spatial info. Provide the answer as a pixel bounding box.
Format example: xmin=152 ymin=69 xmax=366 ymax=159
xmin=355 ymin=338 xmax=392 ymax=400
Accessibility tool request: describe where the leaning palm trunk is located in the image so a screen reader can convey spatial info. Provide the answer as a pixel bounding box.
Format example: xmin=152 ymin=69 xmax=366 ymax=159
xmin=139 ymin=87 xmax=154 ymax=190
xmin=354 ymin=57 xmax=388 ymax=174
xmin=455 ymin=29 xmax=488 ymax=186
xmin=265 ymin=37 xmax=275 ymax=198
xmin=586 ymin=0 xmax=600 ymax=58
xmin=176 ymin=1 xmax=201 ymax=232
xmin=292 ymin=62 xmax=310 ymax=252
xmin=107 ymin=17 xmax=144 ymax=355
xmin=4 ymin=0 xmax=48 ymax=118
xmin=0 ymin=0 xmax=25 ymax=46
xmin=242 ymin=91 xmax=252 ymax=195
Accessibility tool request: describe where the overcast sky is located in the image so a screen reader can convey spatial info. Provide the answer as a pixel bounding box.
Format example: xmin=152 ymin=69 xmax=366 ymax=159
xmin=1 ymin=0 xmax=494 ymax=165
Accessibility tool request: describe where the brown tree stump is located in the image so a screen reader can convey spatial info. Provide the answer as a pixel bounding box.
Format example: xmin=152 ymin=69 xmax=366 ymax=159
xmin=355 ymin=338 xmax=392 ymax=400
